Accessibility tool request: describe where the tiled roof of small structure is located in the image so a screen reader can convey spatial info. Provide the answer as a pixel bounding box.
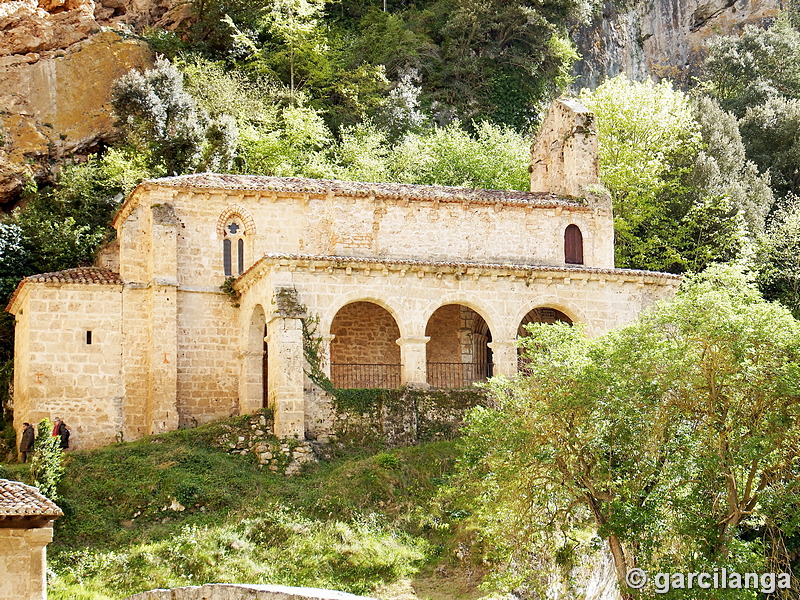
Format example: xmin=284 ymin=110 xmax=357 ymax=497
xmin=142 ymin=174 xmax=585 ymax=207
xmin=245 ymin=253 xmax=682 ymax=281
xmin=0 ymin=479 xmax=63 ymax=517
xmin=5 ymin=267 xmax=122 ymax=313
xmin=24 ymin=267 xmax=122 ymax=285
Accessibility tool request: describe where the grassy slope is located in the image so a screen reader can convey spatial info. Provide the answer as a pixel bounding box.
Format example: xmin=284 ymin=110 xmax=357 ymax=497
xmin=11 ymin=418 xmax=480 ymax=600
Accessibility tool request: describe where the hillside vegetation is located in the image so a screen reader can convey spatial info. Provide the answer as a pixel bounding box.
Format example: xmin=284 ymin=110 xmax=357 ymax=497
xmin=4 ymin=416 xmax=476 ymax=600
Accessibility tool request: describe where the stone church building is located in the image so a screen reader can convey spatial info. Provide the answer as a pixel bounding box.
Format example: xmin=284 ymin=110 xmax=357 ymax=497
xmin=7 ymin=100 xmax=680 ymax=449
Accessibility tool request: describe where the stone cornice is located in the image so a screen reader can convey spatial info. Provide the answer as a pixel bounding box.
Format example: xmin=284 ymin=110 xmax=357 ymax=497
xmin=234 ymin=253 xmax=682 ymax=294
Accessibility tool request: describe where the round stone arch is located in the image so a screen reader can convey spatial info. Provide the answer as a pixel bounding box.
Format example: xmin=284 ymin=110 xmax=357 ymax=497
xmin=216 ymin=205 xmax=256 ymax=238
xmin=422 ymin=297 xmax=498 ymax=388
xmin=419 ymin=294 xmax=500 ymax=340
xmin=320 ymin=294 xmax=408 ymax=340
xmin=513 ymin=301 xmax=585 ymax=337
xmin=327 ymin=298 xmax=404 ymax=389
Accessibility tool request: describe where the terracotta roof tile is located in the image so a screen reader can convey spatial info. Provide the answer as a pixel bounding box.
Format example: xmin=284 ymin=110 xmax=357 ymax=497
xmin=25 ymin=267 xmax=122 ymax=285
xmin=0 ymin=479 xmax=62 ymax=517
xmin=5 ymin=267 xmax=122 ymax=314
xmin=145 ymin=174 xmax=585 ymax=207
xmin=242 ymin=253 xmax=682 ymax=281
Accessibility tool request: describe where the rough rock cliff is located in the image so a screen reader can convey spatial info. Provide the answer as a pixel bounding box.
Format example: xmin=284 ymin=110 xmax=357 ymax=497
xmin=571 ymin=0 xmax=783 ymax=90
xmin=0 ymin=0 xmax=191 ymax=205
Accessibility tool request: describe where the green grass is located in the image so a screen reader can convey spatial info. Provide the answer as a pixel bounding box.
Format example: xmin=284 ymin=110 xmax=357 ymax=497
xmin=33 ymin=418 xmax=466 ymax=600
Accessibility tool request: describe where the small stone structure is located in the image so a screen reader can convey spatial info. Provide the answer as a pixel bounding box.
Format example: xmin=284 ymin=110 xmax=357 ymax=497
xmin=7 ymin=99 xmax=681 ymax=450
xmin=0 ymin=479 xmax=63 ymax=600
xmin=126 ymin=583 xmax=377 ymax=600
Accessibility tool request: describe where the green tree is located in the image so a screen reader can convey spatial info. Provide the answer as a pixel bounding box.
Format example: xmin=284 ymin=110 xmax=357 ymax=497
xmin=579 ymin=77 xmax=757 ymax=273
xmin=738 ymin=96 xmax=800 ymax=198
xmin=112 ymin=57 xmax=206 ymax=174
xmin=458 ymin=265 xmax=800 ymax=597
xmin=756 ymin=194 xmax=800 ymax=316
xmin=262 ymin=0 xmax=327 ymax=99
xmin=702 ymin=18 xmax=800 ymax=119
xmin=113 ymin=57 xmax=238 ymax=175
xmin=388 ymin=120 xmax=530 ymax=189
xmin=701 ymin=17 xmax=800 ymax=198
xmin=690 ymin=96 xmax=773 ymax=236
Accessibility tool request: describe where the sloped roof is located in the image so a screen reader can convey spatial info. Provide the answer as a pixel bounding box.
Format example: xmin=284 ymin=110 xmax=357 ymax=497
xmin=24 ymin=267 xmax=122 ymax=285
xmin=0 ymin=479 xmax=62 ymax=518
xmin=141 ymin=174 xmax=584 ymax=207
xmin=5 ymin=267 xmax=122 ymax=314
xmin=237 ymin=252 xmax=683 ymax=287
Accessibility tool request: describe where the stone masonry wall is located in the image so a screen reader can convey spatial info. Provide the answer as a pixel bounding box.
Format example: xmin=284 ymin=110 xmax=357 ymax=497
xmin=120 ymin=184 xmax=615 ymax=300
xmin=176 ymin=291 xmax=240 ymax=428
xmin=126 ymin=583 xmax=377 ymax=600
xmin=306 ymin=387 xmax=486 ymax=448
xmin=424 ymin=304 xmax=461 ymax=364
xmin=14 ymin=284 xmax=124 ymax=450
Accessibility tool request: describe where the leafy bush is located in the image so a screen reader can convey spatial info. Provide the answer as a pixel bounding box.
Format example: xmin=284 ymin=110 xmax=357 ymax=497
xmin=29 ymin=419 xmax=64 ymax=502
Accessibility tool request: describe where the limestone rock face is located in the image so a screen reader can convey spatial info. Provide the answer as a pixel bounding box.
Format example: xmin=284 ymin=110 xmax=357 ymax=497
xmin=571 ymin=0 xmax=782 ymax=90
xmin=0 ymin=0 xmax=190 ymax=206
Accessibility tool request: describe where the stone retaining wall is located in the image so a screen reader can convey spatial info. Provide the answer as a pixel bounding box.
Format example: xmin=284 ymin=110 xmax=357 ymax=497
xmin=126 ymin=583 xmax=377 ymax=600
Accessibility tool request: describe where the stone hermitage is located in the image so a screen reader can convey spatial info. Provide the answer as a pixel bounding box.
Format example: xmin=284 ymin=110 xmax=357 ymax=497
xmin=6 ymin=99 xmax=680 ymax=449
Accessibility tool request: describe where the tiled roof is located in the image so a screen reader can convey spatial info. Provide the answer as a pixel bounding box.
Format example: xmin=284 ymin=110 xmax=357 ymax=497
xmin=143 ymin=174 xmax=585 ymax=208
xmin=24 ymin=267 xmax=122 ymax=285
xmin=243 ymin=253 xmax=682 ymax=281
xmin=5 ymin=267 xmax=122 ymax=314
xmin=0 ymin=479 xmax=63 ymax=517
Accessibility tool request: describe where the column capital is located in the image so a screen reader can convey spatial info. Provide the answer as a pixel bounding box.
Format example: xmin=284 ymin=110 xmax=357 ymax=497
xmin=396 ymin=336 xmax=430 ymax=346
xmin=488 ymin=339 xmax=518 ymax=350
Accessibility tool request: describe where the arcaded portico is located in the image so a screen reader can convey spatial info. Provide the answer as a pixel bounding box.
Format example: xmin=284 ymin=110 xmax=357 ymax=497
xmin=234 ymin=253 xmax=678 ymax=439
xmin=7 ymin=98 xmax=680 ymax=448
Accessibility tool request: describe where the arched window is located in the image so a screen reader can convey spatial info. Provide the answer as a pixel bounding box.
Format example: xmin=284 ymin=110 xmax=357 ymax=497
xmin=565 ymin=224 xmax=584 ymax=265
xmin=223 ymin=219 xmax=245 ymax=276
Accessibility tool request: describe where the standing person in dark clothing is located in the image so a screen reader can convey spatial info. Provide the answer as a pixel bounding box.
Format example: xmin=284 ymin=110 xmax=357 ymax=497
xmin=52 ymin=417 xmax=70 ymax=450
xmin=19 ymin=422 xmax=35 ymax=462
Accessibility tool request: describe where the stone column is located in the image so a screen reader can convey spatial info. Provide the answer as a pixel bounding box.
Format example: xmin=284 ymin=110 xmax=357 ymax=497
xmin=0 ymin=525 xmax=54 ymax=600
xmin=488 ymin=340 xmax=518 ymax=378
xmin=266 ymin=315 xmax=305 ymax=439
xmin=397 ymin=336 xmax=430 ymax=388
xmin=147 ymin=203 xmax=179 ymax=434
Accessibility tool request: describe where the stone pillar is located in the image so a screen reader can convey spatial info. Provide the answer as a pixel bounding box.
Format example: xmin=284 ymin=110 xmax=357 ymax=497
xmin=397 ymin=336 xmax=430 ymax=388
xmin=320 ymin=334 xmax=335 ymax=378
xmin=266 ymin=316 xmax=305 ymax=439
xmin=239 ymin=348 xmax=264 ymax=415
xmin=488 ymin=340 xmax=518 ymax=378
xmin=147 ymin=203 xmax=179 ymax=434
xmin=0 ymin=525 xmax=54 ymax=600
